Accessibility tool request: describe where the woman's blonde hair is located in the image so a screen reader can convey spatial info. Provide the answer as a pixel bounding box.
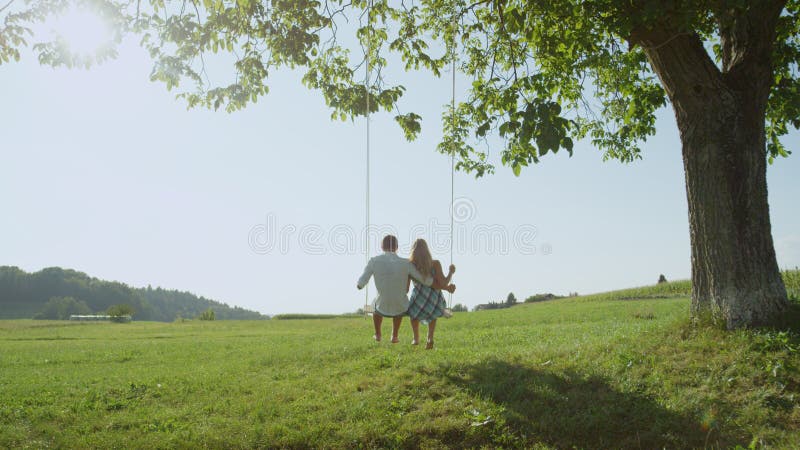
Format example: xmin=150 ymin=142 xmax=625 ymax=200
xmin=410 ymin=238 xmax=433 ymax=277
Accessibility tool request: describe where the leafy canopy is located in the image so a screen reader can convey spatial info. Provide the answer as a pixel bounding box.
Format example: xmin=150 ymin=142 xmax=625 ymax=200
xmin=4 ymin=0 xmax=799 ymax=173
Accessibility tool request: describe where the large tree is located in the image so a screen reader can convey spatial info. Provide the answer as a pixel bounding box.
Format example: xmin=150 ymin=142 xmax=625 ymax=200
xmin=4 ymin=0 xmax=798 ymax=328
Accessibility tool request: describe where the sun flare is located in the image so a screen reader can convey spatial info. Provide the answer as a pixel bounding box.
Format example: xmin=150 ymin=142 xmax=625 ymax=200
xmin=50 ymin=7 xmax=112 ymax=56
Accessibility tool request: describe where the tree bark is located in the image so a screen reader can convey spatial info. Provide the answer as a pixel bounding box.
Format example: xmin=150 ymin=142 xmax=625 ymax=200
xmin=678 ymin=82 xmax=788 ymax=329
xmin=633 ymin=6 xmax=789 ymax=328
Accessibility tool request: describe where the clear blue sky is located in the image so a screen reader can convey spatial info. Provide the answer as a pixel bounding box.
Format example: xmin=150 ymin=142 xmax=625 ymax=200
xmin=2 ymin=35 xmax=799 ymax=315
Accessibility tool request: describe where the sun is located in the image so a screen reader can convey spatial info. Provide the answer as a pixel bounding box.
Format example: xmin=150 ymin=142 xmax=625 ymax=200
xmin=49 ymin=7 xmax=113 ymax=57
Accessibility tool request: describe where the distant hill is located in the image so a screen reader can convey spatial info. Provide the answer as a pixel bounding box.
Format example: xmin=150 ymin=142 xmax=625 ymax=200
xmin=0 ymin=266 xmax=267 ymax=321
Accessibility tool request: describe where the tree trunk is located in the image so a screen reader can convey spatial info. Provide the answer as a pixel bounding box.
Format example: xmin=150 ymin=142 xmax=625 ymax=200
xmin=677 ymin=87 xmax=788 ymax=329
xmin=635 ymin=14 xmax=789 ymax=328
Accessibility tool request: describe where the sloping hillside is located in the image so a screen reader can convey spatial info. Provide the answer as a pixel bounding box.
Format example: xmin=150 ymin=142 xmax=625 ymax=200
xmin=1 ymin=287 xmax=798 ymax=448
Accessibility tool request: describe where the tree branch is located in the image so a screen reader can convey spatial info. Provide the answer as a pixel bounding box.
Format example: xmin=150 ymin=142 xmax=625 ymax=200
xmin=637 ymin=29 xmax=723 ymax=117
xmin=494 ymin=0 xmax=517 ymax=83
xmin=0 ymin=0 xmax=15 ymax=14
xmin=717 ymin=0 xmax=786 ymax=98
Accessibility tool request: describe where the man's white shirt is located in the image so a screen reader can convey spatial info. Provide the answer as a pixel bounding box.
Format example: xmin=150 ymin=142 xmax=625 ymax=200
xmin=357 ymin=251 xmax=433 ymax=316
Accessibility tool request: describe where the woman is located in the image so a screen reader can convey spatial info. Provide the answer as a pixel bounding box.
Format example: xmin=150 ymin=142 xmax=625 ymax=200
xmin=407 ymin=238 xmax=456 ymax=349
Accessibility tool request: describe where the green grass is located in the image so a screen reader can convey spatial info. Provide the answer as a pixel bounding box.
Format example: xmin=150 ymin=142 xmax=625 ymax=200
xmin=272 ymin=313 xmax=354 ymax=320
xmin=582 ymin=270 xmax=800 ymax=303
xmin=581 ymin=279 xmax=692 ymax=301
xmin=1 ymin=287 xmax=799 ymax=448
xmin=784 ymin=268 xmax=800 ymax=301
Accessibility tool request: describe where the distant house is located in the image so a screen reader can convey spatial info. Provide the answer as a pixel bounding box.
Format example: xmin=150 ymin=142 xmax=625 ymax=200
xmin=69 ymin=315 xmax=131 ymax=323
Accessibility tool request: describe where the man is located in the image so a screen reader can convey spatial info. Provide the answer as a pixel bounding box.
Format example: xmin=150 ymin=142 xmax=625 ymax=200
xmin=357 ymin=235 xmax=433 ymax=343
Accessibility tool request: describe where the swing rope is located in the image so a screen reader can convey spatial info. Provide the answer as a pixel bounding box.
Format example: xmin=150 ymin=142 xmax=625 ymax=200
xmin=363 ymin=1 xmax=458 ymax=314
xmin=364 ymin=0 xmax=371 ymax=317
xmin=448 ymin=9 xmax=457 ymax=310
xmin=448 ymin=49 xmax=455 ymax=310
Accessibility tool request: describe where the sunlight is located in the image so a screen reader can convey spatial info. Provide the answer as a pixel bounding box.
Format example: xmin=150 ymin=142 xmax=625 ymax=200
xmin=49 ymin=7 xmax=112 ymax=56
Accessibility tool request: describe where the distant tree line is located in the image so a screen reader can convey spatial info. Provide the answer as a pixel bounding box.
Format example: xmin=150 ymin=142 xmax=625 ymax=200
xmin=524 ymin=293 xmax=564 ymax=304
xmin=0 ymin=266 xmax=267 ymax=321
xmin=473 ymin=292 xmax=581 ymax=311
xmin=33 ymin=296 xmax=92 ymax=320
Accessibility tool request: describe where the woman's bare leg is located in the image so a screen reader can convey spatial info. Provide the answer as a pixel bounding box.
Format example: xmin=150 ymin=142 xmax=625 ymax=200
xmin=410 ymin=319 xmax=420 ymax=345
xmin=372 ymin=314 xmax=383 ymax=341
xmin=426 ymin=319 xmax=437 ymax=349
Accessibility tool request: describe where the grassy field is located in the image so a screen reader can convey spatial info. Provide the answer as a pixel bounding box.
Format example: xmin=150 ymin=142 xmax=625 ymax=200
xmin=2 ymin=281 xmax=799 ymax=449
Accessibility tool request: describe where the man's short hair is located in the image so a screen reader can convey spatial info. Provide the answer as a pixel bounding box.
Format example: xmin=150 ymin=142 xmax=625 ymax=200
xmin=382 ymin=235 xmax=399 ymax=252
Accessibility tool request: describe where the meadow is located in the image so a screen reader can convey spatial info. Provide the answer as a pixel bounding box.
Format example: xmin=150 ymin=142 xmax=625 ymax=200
xmin=1 ymin=279 xmax=799 ymax=449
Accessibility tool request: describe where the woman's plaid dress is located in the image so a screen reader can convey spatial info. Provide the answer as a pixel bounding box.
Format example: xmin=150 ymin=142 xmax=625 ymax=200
xmin=408 ymin=269 xmax=446 ymax=324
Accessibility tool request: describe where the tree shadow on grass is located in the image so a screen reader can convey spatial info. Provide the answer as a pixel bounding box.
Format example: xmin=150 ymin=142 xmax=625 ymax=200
xmin=439 ymin=360 xmax=739 ymax=449
xmin=775 ymin=301 xmax=800 ymax=333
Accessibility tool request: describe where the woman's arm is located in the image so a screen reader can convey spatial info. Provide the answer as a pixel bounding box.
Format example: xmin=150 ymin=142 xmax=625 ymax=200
xmin=406 ymin=275 xmax=411 ymax=293
xmin=431 ymin=261 xmax=456 ymax=292
xmin=431 ymin=261 xmax=453 ymax=289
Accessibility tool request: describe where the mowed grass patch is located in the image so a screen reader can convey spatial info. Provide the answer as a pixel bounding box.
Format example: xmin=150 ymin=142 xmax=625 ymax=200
xmin=1 ymin=294 xmax=799 ymax=448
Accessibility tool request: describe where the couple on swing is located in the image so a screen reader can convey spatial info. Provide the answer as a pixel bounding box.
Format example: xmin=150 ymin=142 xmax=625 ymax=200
xmin=357 ymin=235 xmax=456 ymax=349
